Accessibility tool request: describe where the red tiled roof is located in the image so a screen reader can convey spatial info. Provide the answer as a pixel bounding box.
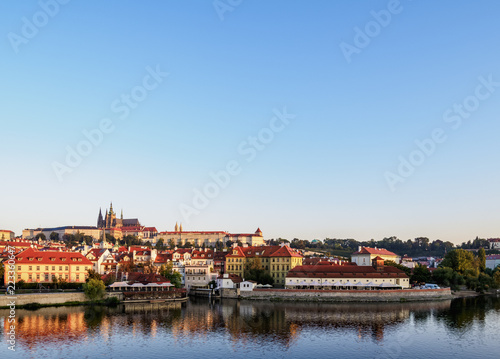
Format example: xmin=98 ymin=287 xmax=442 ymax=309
xmin=269 ymin=245 xmax=303 ymax=258
xmin=352 ymin=247 xmax=398 ymax=256
xmin=287 ymin=264 xmax=408 ymax=279
xmin=15 ymin=248 xmax=92 ymax=265
xmin=217 ymin=273 xmax=243 ymax=283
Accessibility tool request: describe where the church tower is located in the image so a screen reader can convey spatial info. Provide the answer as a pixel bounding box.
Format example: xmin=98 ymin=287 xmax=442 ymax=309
xmin=97 ymin=208 xmax=104 ymax=228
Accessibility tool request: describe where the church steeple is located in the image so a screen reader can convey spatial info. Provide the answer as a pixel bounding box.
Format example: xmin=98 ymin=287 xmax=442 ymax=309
xmin=175 ymin=222 xmax=178 ymax=232
xmin=121 ymin=209 xmax=123 ymax=220
xmin=179 ymin=223 xmax=183 ymax=232
xmin=97 ymin=208 xmax=103 ymax=228
xmin=110 ymin=202 xmax=114 ymax=215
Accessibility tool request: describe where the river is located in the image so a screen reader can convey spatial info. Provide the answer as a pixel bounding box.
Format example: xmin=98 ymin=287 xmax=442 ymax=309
xmin=1 ymin=295 xmax=500 ymax=359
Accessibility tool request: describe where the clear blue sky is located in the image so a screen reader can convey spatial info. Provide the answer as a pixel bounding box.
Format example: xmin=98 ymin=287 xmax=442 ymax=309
xmin=1 ymin=0 xmax=500 ymax=244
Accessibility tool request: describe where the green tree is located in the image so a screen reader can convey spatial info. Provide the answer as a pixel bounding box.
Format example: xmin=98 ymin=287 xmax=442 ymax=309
xmin=440 ymin=249 xmax=478 ymax=275
xmin=83 ymin=278 xmax=106 ymax=301
xmin=86 ymin=269 xmax=101 ymax=283
xmin=477 ymin=248 xmax=486 ymax=272
xmin=159 ymin=262 xmax=182 ymax=288
xmin=411 ymin=264 xmax=432 ymax=284
xmin=35 ymin=233 xmax=46 ymax=241
xmin=50 ymin=232 xmax=59 ymax=242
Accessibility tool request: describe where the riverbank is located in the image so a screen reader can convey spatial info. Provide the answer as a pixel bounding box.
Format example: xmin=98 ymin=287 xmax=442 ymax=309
xmin=236 ymin=288 xmax=454 ymax=302
xmin=0 ymin=292 xmax=123 ymax=309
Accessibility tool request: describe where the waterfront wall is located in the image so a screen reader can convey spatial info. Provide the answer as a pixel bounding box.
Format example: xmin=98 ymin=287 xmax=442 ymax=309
xmin=238 ymin=288 xmax=453 ymax=302
xmin=0 ymin=292 xmax=123 ymax=307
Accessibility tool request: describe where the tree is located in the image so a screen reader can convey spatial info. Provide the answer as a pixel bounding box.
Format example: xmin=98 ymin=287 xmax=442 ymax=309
xmin=86 ymin=269 xmax=101 ymax=283
xmin=440 ymin=249 xmax=478 ymax=275
xmin=50 ymin=232 xmax=60 ymax=242
xmin=155 ymin=239 xmax=165 ymax=251
xmin=478 ymin=248 xmax=486 ymax=272
xmin=411 ymin=264 xmax=432 ymax=284
xmin=83 ymin=278 xmax=106 ymax=301
xmin=159 ymin=262 xmax=182 ymax=288
xmin=35 ymin=233 xmax=46 ymax=241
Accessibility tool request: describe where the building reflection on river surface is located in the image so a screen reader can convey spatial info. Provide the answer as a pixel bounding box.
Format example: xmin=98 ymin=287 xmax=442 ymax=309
xmin=1 ymin=295 xmax=500 ymax=355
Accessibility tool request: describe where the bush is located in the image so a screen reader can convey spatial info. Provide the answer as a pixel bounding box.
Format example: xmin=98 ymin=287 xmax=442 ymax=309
xmin=83 ymin=278 xmax=106 ymax=301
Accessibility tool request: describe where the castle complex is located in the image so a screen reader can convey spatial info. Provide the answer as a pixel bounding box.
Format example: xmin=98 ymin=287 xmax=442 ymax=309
xmin=21 ymin=202 xmax=265 ymax=247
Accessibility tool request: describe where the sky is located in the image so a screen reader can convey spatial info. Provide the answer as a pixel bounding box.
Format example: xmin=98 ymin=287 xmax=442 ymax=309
xmin=1 ymin=0 xmax=500 ymax=245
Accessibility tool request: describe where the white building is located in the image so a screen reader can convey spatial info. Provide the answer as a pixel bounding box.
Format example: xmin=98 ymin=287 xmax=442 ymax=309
xmin=486 ymin=255 xmax=500 ymax=270
xmin=351 ymin=247 xmax=400 ymax=266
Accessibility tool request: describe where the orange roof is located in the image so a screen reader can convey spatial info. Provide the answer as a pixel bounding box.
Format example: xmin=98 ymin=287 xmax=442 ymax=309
xmin=353 ymin=247 xmax=398 ymax=256
xmin=15 ymin=248 xmax=92 ymax=265
xmin=287 ymin=264 xmax=408 ymax=279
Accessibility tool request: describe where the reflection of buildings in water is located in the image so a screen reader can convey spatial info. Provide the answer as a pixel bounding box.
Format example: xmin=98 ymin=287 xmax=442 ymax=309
xmin=0 ymin=298 xmax=455 ymax=351
xmin=1 ymin=307 xmax=88 ymax=351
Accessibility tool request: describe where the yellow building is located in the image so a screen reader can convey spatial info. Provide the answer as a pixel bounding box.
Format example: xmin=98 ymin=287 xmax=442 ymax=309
xmin=4 ymin=247 xmax=92 ymax=285
xmin=0 ymin=230 xmax=15 ymax=240
xmin=225 ymin=245 xmax=303 ymax=287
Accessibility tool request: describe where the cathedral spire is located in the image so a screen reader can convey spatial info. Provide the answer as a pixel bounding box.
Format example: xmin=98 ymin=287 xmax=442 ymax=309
xmin=175 ymin=222 xmax=178 ymax=232
xmin=110 ymin=202 xmax=114 ymax=214
xmin=179 ymin=223 xmax=183 ymax=232
xmin=121 ymin=209 xmax=123 ymax=220
xmin=97 ymin=208 xmax=103 ymax=228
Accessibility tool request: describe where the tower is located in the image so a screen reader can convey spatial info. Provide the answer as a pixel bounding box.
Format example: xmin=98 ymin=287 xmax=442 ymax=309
xmin=97 ymin=208 xmax=104 ymax=228
xmin=175 ymin=222 xmax=178 ymax=232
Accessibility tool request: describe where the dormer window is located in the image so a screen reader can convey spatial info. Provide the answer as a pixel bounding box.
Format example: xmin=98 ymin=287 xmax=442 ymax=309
xmin=38 ymin=258 xmax=42 ymax=261
xmin=29 ymin=258 xmax=33 ymax=261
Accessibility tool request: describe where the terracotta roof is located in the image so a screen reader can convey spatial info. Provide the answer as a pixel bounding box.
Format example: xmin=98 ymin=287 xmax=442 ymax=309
xmin=287 ymin=264 xmax=408 ymax=279
xmin=217 ymin=273 xmax=243 ymax=283
xmin=126 ymin=272 xmax=170 ymax=284
xmin=352 ymin=247 xmax=398 ymax=256
xmin=15 ymin=248 xmax=92 ymax=265
xmin=269 ymin=245 xmax=303 ymax=258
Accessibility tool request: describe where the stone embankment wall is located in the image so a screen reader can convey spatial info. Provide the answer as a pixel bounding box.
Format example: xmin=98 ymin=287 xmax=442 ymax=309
xmin=0 ymin=292 xmax=123 ymax=307
xmin=238 ymin=288 xmax=453 ymax=302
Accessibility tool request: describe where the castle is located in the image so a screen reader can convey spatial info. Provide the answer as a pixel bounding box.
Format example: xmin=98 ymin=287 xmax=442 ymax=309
xmin=97 ymin=202 xmax=140 ymax=229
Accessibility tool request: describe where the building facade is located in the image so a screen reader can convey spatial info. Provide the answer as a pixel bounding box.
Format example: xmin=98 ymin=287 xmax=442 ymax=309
xmin=5 ymin=248 xmax=92 ymax=285
xmin=351 ymin=247 xmax=400 ymax=266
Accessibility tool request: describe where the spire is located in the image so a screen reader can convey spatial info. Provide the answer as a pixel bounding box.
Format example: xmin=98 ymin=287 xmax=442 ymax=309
xmin=175 ymin=222 xmax=178 ymax=232
xmin=110 ymin=202 xmax=114 ymax=214
xmin=121 ymin=209 xmax=123 ymax=220
xmin=97 ymin=208 xmax=103 ymax=228
xmin=180 ymin=223 xmax=183 ymax=232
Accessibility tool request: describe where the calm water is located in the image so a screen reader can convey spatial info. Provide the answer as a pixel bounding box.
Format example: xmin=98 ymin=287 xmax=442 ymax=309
xmin=2 ymin=295 xmax=500 ymax=359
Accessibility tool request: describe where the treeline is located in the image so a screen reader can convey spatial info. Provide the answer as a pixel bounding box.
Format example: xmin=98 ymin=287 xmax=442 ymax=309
xmin=275 ymin=236 xmax=495 ymax=258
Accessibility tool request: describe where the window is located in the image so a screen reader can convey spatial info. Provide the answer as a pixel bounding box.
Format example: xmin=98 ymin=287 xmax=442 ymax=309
xmin=37 ymin=274 xmax=40 ymax=280
xmin=76 ymin=266 xmax=79 ymax=271
xmin=18 ymin=274 xmax=21 ymax=280
xmin=45 ymin=266 xmax=49 ymax=270
xmin=45 ymin=274 xmax=49 ymax=281
xmin=29 ymin=274 xmax=32 ymax=280
xmin=29 ymin=266 xmax=32 ymax=271
xmin=65 ymin=266 xmax=68 ymax=271
xmin=59 ymin=266 xmax=62 ymax=271
xmin=76 ymin=275 xmax=80 ymax=281
xmin=17 ymin=266 xmax=21 ymax=271
xmin=65 ymin=275 xmax=68 ymax=280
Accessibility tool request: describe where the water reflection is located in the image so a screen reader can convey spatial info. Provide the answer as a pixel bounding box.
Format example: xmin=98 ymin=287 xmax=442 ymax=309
xmin=1 ymin=296 xmax=500 ymax=358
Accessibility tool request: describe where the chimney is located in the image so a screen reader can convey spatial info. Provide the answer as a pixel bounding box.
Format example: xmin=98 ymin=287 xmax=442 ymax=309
xmin=358 ymin=246 xmax=361 ymax=252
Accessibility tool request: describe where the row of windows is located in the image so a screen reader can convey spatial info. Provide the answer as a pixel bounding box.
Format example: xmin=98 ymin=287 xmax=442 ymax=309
xmin=21 ymin=266 xmax=88 ymax=271
xmin=20 ymin=273 xmax=85 ymax=281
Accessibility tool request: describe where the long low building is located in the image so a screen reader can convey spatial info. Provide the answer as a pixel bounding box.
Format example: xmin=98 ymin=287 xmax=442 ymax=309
xmin=4 ymin=247 xmax=92 ymax=285
xmin=286 ymin=257 xmax=410 ymax=289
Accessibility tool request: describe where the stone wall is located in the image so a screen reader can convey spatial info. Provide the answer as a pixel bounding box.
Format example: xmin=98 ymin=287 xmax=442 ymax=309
xmin=239 ymin=288 xmax=452 ymax=302
xmin=0 ymin=292 xmax=123 ymax=307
